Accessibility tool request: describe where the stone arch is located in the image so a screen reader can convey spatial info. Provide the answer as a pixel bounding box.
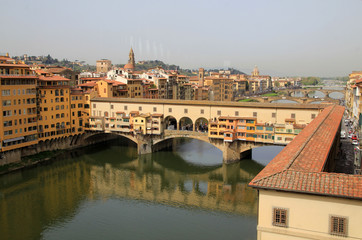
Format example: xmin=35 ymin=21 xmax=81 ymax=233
xmin=307 ymin=90 xmax=325 ymax=98
xmin=327 ymin=91 xmax=344 ymax=99
xmin=164 ymin=115 xmax=177 ymax=130
xmin=154 ymin=136 xmax=223 ymax=153
xmin=179 ymin=117 xmax=193 ymax=131
xmin=195 ymin=117 xmax=208 ymax=132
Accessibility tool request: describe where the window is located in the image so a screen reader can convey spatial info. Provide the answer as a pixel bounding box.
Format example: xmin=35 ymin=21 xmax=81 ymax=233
xmin=200 ymin=109 xmax=204 ymax=114
xmin=153 ymin=107 xmax=157 ymax=112
xmin=272 ymin=113 xmax=276 ymax=118
xmin=93 ymin=104 xmax=96 ymax=108
xmin=311 ymin=114 xmax=316 ymax=119
xmin=291 ymin=113 xmax=295 ymax=118
xmin=253 ymin=112 xmax=257 ymax=117
xmin=139 ymin=106 xmax=142 ymax=111
xmin=217 ymin=110 xmax=221 ymax=115
xmin=235 ymin=111 xmax=239 ymax=116
xmin=168 ymin=108 xmax=172 ymax=113
xmin=124 ymin=106 xmax=128 ymax=110
xmin=273 ymin=208 xmax=288 ymax=227
xmin=184 ymin=108 xmax=188 ymax=114
xmin=330 ymin=216 xmax=347 ymax=237
xmin=111 ymin=105 xmax=114 ymax=109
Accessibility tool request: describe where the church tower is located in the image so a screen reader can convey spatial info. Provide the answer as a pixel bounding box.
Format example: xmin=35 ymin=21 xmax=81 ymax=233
xmin=124 ymin=47 xmax=135 ymax=71
xmin=198 ymin=68 xmax=205 ymax=87
xmin=128 ymin=47 xmax=135 ymax=66
xmin=252 ymin=65 xmax=259 ymax=77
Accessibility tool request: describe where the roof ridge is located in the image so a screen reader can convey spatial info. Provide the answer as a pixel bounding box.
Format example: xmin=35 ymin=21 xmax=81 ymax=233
xmin=251 ymin=169 xmax=289 ymax=184
xmin=283 ymin=105 xmax=336 ymax=170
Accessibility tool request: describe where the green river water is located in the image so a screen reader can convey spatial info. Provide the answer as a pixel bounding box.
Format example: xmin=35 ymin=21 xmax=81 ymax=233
xmin=0 ymin=138 xmax=283 ymax=240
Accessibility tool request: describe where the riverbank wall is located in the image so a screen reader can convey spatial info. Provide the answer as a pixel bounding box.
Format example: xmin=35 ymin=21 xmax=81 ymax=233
xmin=0 ymin=132 xmax=119 ymax=171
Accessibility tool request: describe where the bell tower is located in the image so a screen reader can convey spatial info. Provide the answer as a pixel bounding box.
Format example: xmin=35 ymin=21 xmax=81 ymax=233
xmin=128 ymin=47 xmax=135 ymax=66
xmin=252 ymin=65 xmax=259 ymax=77
xmin=198 ymin=68 xmax=205 ymax=87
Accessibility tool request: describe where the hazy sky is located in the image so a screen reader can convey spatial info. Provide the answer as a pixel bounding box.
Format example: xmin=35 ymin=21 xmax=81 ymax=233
xmin=1 ymin=0 xmax=362 ymax=77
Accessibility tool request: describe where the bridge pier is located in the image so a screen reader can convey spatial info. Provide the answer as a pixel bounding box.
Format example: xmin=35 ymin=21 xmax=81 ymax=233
xmin=222 ymin=141 xmax=241 ymax=164
xmin=136 ymin=134 xmax=153 ymax=155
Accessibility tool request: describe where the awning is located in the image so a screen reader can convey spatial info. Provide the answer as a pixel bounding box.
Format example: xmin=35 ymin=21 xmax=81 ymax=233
xmin=3 ymin=136 xmax=24 ymax=143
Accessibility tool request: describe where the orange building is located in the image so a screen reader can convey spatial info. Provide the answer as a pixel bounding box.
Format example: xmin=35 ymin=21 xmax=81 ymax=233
xmin=70 ymin=88 xmax=88 ymax=134
xmin=37 ymin=75 xmax=71 ymax=141
xmin=0 ymin=54 xmax=38 ymax=153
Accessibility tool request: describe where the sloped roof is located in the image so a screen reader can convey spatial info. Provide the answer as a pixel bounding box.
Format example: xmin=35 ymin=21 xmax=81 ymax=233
xmin=249 ymin=105 xmax=362 ymax=200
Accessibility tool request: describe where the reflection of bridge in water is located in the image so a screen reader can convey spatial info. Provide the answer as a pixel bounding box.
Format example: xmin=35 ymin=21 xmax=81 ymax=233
xmin=89 ymin=155 xmax=259 ymax=216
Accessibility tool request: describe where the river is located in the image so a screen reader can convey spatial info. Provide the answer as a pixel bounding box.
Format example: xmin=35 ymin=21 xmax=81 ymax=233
xmin=0 ymin=138 xmax=283 ymax=240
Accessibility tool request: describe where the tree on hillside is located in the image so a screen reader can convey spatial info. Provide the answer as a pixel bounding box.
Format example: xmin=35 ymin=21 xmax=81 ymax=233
xmin=301 ymin=77 xmax=321 ymax=85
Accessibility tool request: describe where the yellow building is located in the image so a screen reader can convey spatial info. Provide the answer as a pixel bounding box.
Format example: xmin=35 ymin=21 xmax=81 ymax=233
xmin=0 ymin=54 xmax=38 ymax=153
xmin=133 ymin=113 xmax=149 ymax=135
xmin=37 ymin=75 xmax=71 ymax=141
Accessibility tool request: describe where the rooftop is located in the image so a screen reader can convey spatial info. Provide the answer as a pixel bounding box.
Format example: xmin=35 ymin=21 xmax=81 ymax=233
xmin=91 ymin=97 xmax=328 ymax=110
xmin=249 ymin=105 xmax=362 ymax=200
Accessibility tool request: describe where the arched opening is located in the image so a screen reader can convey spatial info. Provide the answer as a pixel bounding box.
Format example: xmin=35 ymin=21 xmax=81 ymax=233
xmin=307 ymin=90 xmax=325 ymax=99
xmin=164 ymin=115 xmax=177 ymax=130
xmin=291 ymin=90 xmax=305 ymax=98
xmin=195 ymin=117 xmax=208 ymax=132
xmin=329 ymin=91 xmax=344 ymax=99
xmin=179 ymin=117 xmax=193 ymax=131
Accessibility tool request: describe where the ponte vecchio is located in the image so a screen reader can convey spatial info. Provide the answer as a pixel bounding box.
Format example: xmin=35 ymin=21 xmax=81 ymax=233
xmin=89 ymin=98 xmax=327 ymax=163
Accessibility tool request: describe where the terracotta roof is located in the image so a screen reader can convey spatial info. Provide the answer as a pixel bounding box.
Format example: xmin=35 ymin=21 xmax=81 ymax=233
xmin=152 ymin=113 xmax=163 ymax=117
xmin=38 ymin=75 xmax=70 ymax=81
xmin=249 ymin=105 xmax=362 ymax=200
xmin=0 ymin=63 xmax=29 ymax=67
xmin=79 ymin=82 xmax=97 ymax=87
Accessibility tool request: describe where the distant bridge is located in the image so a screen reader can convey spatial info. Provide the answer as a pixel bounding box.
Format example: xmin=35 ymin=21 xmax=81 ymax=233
xmin=237 ymin=96 xmax=340 ymax=104
xmin=278 ymin=88 xmax=345 ymax=98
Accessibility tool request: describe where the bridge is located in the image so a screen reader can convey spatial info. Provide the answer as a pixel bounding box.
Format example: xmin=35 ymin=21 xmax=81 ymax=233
xmin=237 ymin=95 xmax=340 ymax=104
xmin=86 ymin=130 xmax=269 ymax=164
xmin=88 ymin=98 xmax=328 ymax=163
xmin=236 ymin=88 xmax=344 ymax=104
xmin=278 ymin=88 xmax=345 ymax=98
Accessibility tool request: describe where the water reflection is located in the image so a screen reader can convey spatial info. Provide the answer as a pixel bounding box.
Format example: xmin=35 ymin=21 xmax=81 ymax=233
xmin=0 ymin=139 xmax=279 ymax=240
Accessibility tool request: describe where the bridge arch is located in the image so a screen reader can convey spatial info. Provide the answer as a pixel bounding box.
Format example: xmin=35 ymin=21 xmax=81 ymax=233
xmin=164 ymin=115 xmax=177 ymax=130
xmin=195 ymin=117 xmax=208 ymax=132
xmin=84 ymin=132 xmax=138 ymax=146
xmin=153 ymin=136 xmax=223 ymax=153
xmin=179 ymin=117 xmax=193 ymax=131
xmin=307 ymin=90 xmax=325 ymax=98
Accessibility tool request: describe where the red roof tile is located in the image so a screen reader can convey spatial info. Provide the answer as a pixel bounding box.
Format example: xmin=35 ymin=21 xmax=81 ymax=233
xmin=38 ymin=75 xmax=70 ymax=81
xmin=249 ymin=105 xmax=362 ymax=200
